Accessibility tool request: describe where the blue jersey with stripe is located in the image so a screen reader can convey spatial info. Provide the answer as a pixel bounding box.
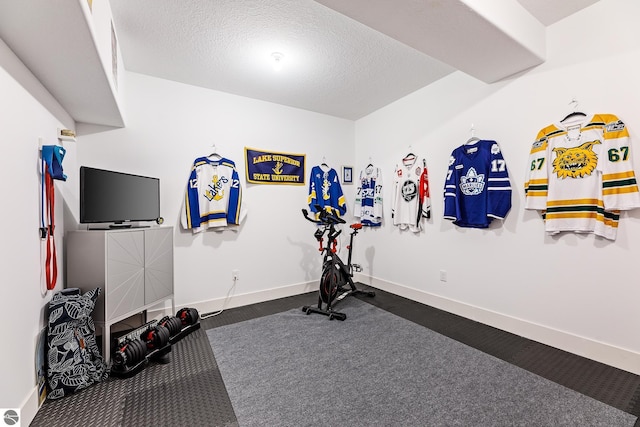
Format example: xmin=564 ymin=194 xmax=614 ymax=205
xmin=443 ymin=140 xmax=512 ymax=228
xmin=307 ymin=165 xmax=346 ymax=217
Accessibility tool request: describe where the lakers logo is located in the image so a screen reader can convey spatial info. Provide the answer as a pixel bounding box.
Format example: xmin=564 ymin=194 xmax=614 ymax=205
xmin=204 ymin=175 xmax=228 ymax=201
xmin=552 ymin=140 xmax=600 ymax=179
xmin=322 ymin=176 xmax=331 ymax=200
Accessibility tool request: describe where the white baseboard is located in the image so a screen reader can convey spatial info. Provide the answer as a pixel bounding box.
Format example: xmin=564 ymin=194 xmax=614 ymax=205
xmin=148 ymin=281 xmax=317 ymax=319
xmin=355 ymin=273 xmax=640 ymax=376
xmin=16 ymin=386 xmax=40 ymax=427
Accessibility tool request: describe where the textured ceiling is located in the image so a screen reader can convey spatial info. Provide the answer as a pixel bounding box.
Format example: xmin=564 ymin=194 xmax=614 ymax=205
xmin=109 ymin=0 xmax=457 ymax=120
xmin=0 ymin=0 xmax=595 ymax=125
xmin=0 ymin=0 xmax=600 ymax=128
xmin=108 ymin=0 xmax=601 ymax=120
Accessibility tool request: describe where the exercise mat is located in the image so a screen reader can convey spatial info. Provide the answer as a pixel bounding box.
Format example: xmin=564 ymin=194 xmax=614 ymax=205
xmin=207 ymin=298 xmax=636 ymax=426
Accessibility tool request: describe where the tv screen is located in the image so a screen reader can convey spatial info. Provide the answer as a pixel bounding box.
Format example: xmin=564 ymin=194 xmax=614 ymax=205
xmin=80 ymin=166 xmax=160 ymax=225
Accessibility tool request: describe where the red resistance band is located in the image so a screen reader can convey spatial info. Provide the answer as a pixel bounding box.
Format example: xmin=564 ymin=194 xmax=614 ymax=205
xmin=44 ymin=169 xmax=57 ymax=290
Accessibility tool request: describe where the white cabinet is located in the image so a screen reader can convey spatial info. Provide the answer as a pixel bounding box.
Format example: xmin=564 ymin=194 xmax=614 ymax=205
xmin=66 ymin=227 xmax=174 ymax=364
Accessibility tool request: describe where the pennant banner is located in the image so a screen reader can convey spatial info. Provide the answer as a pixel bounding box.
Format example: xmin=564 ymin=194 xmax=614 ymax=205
xmin=244 ymin=147 xmax=306 ymax=185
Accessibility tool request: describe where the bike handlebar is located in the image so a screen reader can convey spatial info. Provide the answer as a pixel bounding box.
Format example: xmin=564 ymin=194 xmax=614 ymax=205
xmin=301 ymin=206 xmax=346 ymax=225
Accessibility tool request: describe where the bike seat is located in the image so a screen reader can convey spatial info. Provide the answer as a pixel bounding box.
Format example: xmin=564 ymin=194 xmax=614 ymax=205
xmin=350 ymin=223 xmax=363 ymax=230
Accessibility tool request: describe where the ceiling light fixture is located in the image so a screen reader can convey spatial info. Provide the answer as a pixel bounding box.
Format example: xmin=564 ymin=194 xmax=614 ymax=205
xmin=271 ymin=52 xmax=284 ymax=71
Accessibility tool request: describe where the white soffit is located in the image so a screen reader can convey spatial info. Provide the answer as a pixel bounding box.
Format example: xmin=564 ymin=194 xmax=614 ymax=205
xmin=0 ymin=1 xmax=124 ymax=127
xmin=517 ymin=0 xmax=602 ymax=26
xmin=315 ymin=0 xmax=546 ymax=83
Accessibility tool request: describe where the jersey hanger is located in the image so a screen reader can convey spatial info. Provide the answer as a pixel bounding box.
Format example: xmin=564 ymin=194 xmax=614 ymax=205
xmin=402 ymin=152 xmax=417 ymax=168
xmin=465 ymin=123 xmax=480 ymax=145
xmin=207 ymin=144 xmax=221 ymax=160
xmin=403 ymin=145 xmax=416 ymax=161
xmin=320 ymin=157 xmax=330 ymax=170
xmin=560 ymin=98 xmax=587 ymax=122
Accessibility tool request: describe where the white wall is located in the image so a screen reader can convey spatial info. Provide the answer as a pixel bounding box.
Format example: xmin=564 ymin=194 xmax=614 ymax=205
xmin=352 ymin=0 xmax=640 ymax=374
xmin=0 ymin=38 xmax=74 ymax=422
xmin=4 ymin=0 xmax=640 ymax=422
xmin=76 ymin=71 xmax=356 ymax=312
xmin=0 ymin=2 xmax=121 ymax=422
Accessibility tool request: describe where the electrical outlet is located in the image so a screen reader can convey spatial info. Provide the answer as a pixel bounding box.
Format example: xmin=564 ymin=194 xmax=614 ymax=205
xmin=232 ymin=270 xmax=239 ymax=281
xmin=439 ymin=270 xmax=447 ymax=282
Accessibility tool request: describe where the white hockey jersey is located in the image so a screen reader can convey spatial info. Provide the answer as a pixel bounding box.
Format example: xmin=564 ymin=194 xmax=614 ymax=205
xmin=181 ymin=157 xmax=247 ymax=233
xmin=392 ymin=154 xmax=430 ymax=232
xmin=524 ymin=113 xmax=640 ymax=240
xmin=354 ymin=165 xmax=383 ymax=226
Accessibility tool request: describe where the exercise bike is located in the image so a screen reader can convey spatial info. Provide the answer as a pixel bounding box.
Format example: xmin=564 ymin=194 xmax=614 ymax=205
xmin=301 ymin=206 xmax=375 ymax=320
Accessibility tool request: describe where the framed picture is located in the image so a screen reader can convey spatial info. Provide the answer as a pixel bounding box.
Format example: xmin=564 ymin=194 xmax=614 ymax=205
xmin=342 ymin=166 xmax=353 ymax=184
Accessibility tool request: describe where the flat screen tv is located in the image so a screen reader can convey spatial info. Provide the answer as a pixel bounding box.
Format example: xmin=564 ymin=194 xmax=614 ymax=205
xmin=80 ymin=166 xmax=160 ymax=227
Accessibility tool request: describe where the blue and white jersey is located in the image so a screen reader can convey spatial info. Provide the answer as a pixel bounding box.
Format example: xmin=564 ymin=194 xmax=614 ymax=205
xmin=355 ymin=165 xmax=383 ymax=226
xmin=443 ymin=140 xmax=512 ymax=228
xmin=181 ymin=157 xmax=246 ymax=232
xmin=308 ymin=165 xmax=346 ymax=217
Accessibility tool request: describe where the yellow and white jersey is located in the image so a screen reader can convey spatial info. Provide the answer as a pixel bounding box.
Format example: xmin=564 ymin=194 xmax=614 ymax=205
xmin=525 ymin=113 xmax=640 ymax=240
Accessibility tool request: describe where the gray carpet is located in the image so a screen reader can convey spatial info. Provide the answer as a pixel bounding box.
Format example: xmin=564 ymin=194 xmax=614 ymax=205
xmin=207 ymin=298 xmax=637 ymax=427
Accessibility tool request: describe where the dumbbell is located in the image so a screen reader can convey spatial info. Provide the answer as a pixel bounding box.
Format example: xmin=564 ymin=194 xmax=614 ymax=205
xmin=141 ymin=324 xmax=171 ymax=351
xmin=176 ymin=307 xmax=199 ymax=327
xmin=158 ymin=316 xmax=183 ymax=337
xmin=113 ymin=338 xmax=146 ymax=368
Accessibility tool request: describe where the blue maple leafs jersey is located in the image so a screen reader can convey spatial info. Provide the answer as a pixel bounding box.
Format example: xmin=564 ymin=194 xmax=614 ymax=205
xmin=443 ymin=140 xmax=512 ymax=228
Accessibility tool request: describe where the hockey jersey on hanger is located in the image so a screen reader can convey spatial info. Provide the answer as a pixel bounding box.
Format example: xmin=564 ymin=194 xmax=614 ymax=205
xmin=524 ymin=113 xmax=640 ymax=240
xmin=181 ymin=157 xmax=247 ymax=233
xmin=308 ymin=165 xmax=346 ymax=217
xmin=392 ymin=154 xmax=430 ymax=232
xmin=354 ymin=164 xmax=383 ymax=226
xmin=443 ymin=140 xmax=512 ymax=228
